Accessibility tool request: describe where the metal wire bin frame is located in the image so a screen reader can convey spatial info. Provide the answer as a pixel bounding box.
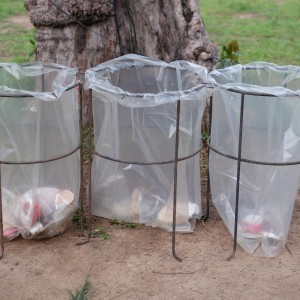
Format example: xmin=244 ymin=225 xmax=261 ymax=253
xmin=85 ymin=88 xmax=209 ymax=261
xmin=0 ymin=72 xmax=84 ymax=259
xmin=207 ymin=84 xmax=300 ymax=259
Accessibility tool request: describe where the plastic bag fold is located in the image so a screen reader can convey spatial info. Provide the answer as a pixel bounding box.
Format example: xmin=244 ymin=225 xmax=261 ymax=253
xmin=0 ymin=62 xmax=77 ymax=100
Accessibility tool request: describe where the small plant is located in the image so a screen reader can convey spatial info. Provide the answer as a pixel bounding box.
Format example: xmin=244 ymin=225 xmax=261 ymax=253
xmin=110 ymin=218 xmax=138 ymax=229
xmin=91 ymin=226 xmax=110 ymax=240
xmin=217 ymin=39 xmax=240 ymax=69
xmin=28 ymin=29 xmax=36 ymax=58
xmin=82 ymin=125 xmax=90 ymax=161
xmin=72 ymin=210 xmax=88 ymax=229
xmin=202 ymin=131 xmax=209 ymax=142
xmin=68 ymin=276 xmax=91 ymax=300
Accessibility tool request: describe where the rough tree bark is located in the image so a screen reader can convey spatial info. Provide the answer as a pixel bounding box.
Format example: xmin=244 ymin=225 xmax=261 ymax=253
xmin=24 ymin=0 xmax=217 ymax=71
xmin=25 ymin=0 xmax=216 ymax=125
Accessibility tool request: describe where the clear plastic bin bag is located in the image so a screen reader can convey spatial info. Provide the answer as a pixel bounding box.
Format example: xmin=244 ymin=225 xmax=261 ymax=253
xmin=0 ymin=62 xmax=80 ymax=240
xmin=85 ymin=54 xmax=211 ymax=232
xmin=208 ymin=62 xmax=300 ymax=256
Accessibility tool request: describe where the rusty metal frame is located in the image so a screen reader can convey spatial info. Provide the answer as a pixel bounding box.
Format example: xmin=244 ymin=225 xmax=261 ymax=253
xmin=85 ymin=88 xmax=209 ymax=261
xmin=0 ymin=80 xmax=83 ymax=259
xmin=207 ymin=85 xmax=300 ymax=260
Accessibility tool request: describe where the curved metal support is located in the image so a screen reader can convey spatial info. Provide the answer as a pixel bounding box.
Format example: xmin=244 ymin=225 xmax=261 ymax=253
xmin=94 ymin=148 xmax=202 ymax=166
xmin=0 ymin=146 xmax=80 ymax=166
xmin=209 ymin=144 xmax=300 ymax=166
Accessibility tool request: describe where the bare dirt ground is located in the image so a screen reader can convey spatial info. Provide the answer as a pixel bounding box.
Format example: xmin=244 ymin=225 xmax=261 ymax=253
xmin=0 ymin=14 xmax=299 ymax=300
xmin=8 ymin=15 xmax=33 ymax=30
xmin=0 ymin=193 xmax=299 ymax=300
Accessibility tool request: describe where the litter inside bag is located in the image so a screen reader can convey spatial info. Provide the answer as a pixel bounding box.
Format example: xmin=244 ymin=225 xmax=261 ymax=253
xmin=0 ymin=62 xmax=80 ymax=241
xmin=208 ymin=62 xmax=300 ymax=256
xmin=3 ymin=187 xmax=76 ymax=240
xmin=86 ymin=54 xmax=211 ymax=232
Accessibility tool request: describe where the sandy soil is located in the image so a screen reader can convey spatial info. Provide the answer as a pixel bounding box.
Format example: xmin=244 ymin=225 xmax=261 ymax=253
xmin=0 ymin=13 xmax=299 ymax=300
xmin=8 ymin=15 xmax=33 ymax=30
xmin=0 ymin=193 xmax=299 ymax=300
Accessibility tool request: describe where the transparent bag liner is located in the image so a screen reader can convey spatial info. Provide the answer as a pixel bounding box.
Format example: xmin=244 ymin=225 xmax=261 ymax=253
xmin=208 ymin=62 xmax=300 ymax=256
xmin=85 ymin=54 xmax=210 ymax=232
xmin=0 ymin=62 xmax=80 ymax=240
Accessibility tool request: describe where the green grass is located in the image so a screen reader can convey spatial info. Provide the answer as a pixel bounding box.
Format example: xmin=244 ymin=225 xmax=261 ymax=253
xmin=0 ymin=0 xmax=27 ymax=19
xmin=200 ymin=0 xmax=300 ymax=65
xmin=110 ymin=219 xmax=138 ymax=229
xmin=91 ymin=226 xmax=110 ymax=240
xmin=0 ymin=0 xmax=34 ymax=63
xmin=0 ymin=28 xmax=35 ymax=63
xmin=68 ymin=276 xmax=92 ymax=300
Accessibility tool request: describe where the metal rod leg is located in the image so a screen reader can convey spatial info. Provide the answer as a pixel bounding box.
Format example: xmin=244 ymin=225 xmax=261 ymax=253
xmin=78 ymin=83 xmax=85 ymax=235
xmin=227 ymin=93 xmax=245 ymax=261
xmin=86 ymin=89 xmax=93 ymax=240
xmin=172 ymin=100 xmax=182 ymax=262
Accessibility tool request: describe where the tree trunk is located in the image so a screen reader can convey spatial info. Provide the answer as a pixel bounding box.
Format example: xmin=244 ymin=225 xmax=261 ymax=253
xmin=25 ymin=0 xmax=216 ymax=124
xmin=25 ymin=0 xmax=217 ymax=70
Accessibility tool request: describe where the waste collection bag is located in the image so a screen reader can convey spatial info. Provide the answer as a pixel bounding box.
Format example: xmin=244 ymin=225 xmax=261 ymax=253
xmin=208 ymin=62 xmax=300 ymax=256
xmin=0 ymin=62 xmax=80 ymax=240
xmin=85 ymin=54 xmax=210 ymax=232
